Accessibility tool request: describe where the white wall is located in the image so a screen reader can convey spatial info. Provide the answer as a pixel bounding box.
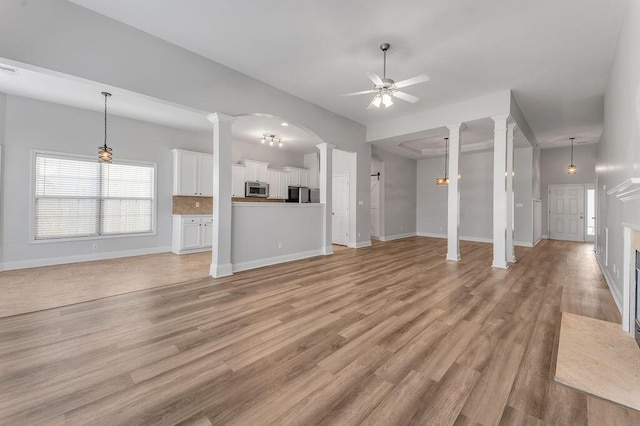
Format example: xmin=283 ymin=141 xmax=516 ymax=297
xmin=596 ymin=0 xmax=640 ymax=307
xmin=232 ymin=140 xmax=304 ymax=169
xmin=0 ymin=92 xmax=6 ymax=265
xmin=540 ymin=144 xmax=597 ymax=235
xmin=372 ymin=146 xmax=417 ymax=239
xmin=417 ymin=147 xmax=535 ymax=245
xmin=0 ymin=0 xmax=371 ymax=247
xmin=231 ymin=204 xmax=324 ymax=271
xmin=1 ymin=95 xmax=211 ymax=269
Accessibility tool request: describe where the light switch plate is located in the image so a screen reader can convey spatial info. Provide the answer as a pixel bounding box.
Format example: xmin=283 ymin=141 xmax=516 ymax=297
xmin=515 ymin=203 xmax=524 ymax=208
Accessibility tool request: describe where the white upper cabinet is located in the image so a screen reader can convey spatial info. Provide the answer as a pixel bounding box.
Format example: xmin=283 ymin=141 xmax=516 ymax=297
xmin=266 ymin=169 xmax=292 ymax=199
xmin=244 ymin=160 xmax=269 ymax=183
xmin=172 ymin=149 xmax=214 ymax=196
xmin=283 ymin=166 xmax=310 ymax=187
xmin=299 ymin=169 xmax=309 ymax=187
xmin=231 ymin=164 xmax=246 ymax=198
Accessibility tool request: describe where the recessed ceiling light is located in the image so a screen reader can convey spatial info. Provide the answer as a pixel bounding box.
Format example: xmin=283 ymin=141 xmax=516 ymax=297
xmin=281 ymin=122 xmax=289 ymax=127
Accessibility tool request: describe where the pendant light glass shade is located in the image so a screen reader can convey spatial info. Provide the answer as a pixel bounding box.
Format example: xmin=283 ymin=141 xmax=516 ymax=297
xmin=567 ymin=137 xmax=577 ymax=175
xmin=436 ymin=137 xmax=449 ymax=185
xmin=98 ymin=92 xmax=113 ymax=163
xmin=371 ymin=94 xmax=382 ymax=108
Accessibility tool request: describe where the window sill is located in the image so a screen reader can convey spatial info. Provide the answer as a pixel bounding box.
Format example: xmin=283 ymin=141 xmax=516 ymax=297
xmin=30 ymin=231 xmax=157 ymax=245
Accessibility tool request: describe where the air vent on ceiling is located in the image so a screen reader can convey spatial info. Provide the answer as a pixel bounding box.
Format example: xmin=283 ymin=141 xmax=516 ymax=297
xmin=0 ymin=65 xmax=19 ymax=76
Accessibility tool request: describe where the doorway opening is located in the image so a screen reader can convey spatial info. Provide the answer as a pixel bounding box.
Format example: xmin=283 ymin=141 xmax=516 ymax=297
xmin=370 ymin=157 xmax=383 ymax=239
xmin=332 ymin=149 xmax=356 ymax=247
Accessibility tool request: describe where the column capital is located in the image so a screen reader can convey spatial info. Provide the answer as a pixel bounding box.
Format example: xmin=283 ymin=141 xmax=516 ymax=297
xmin=316 ymin=142 xmax=337 ymax=150
xmin=507 ymin=121 xmax=518 ymax=131
xmin=446 ymin=122 xmax=466 ymax=131
xmin=207 ymin=112 xmax=236 ymax=125
xmin=491 ymin=113 xmax=511 ymax=125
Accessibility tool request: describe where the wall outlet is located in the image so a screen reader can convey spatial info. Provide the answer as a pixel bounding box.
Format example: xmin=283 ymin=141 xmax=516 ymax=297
xmin=195 ymin=201 xmax=200 ymax=208
xmin=92 ymin=243 xmax=99 ymax=250
xmin=358 ymin=200 xmax=364 ymax=206
xmin=278 ymin=242 xmax=283 ymax=249
xmin=358 ymin=232 xmax=361 ymax=238
xmin=400 ymin=226 xmax=404 ymax=232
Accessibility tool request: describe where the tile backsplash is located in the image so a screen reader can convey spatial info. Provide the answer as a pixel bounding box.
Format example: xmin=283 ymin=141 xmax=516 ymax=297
xmin=172 ymin=196 xmax=213 ymax=215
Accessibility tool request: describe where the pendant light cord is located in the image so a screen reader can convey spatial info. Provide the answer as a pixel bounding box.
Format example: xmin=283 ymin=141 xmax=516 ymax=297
xmin=444 ymin=138 xmax=449 ymax=178
xmin=103 ymin=93 xmax=108 ymax=147
xmin=383 ymin=49 xmax=386 ymax=79
xmin=570 ymin=138 xmax=574 ymax=164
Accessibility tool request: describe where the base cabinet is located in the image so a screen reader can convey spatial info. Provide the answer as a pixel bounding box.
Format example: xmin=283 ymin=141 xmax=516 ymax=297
xmin=172 ymin=215 xmax=214 ymax=254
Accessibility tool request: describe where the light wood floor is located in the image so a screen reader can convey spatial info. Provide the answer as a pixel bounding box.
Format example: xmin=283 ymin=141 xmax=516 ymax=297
xmin=1 ymin=237 xmax=638 ymax=425
xmin=0 ymin=252 xmax=211 ymax=318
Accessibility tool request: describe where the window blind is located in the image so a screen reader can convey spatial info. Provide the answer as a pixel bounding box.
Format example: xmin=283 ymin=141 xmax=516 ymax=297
xmin=34 ymin=153 xmax=155 ymax=240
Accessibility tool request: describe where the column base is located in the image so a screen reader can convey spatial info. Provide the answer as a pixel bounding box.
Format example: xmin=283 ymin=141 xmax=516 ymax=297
xmin=491 ymin=261 xmax=509 ymax=269
xmin=446 ymin=253 xmax=461 ymax=261
xmin=210 ymin=263 xmax=233 ymax=278
xmin=323 ymin=246 xmax=334 ymax=255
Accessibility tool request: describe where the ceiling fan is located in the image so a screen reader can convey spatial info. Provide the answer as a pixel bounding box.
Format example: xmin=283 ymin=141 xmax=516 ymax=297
xmin=340 ymin=43 xmax=430 ymax=109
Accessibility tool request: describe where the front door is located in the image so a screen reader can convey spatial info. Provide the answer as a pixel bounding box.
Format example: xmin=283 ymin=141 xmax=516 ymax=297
xmin=332 ymin=174 xmax=349 ymax=246
xmin=549 ymin=184 xmax=585 ymax=242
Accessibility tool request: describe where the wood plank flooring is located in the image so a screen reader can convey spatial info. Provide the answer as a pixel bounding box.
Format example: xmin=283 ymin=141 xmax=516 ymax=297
xmin=1 ymin=237 xmax=638 ymax=425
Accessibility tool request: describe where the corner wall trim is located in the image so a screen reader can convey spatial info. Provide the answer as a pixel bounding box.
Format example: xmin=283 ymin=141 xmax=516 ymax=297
xmin=3 ymin=246 xmax=172 ymax=271
xmin=595 ymin=252 xmax=623 ymax=314
xmin=379 ymin=232 xmax=417 ymax=242
xmin=232 ymin=249 xmax=324 ymax=273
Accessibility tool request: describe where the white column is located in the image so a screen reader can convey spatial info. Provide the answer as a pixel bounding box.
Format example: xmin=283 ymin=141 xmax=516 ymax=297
xmin=208 ymin=113 xmax=235 ymax=278
xmin=492 ymin=114 xmax=510 ymax=269
xmin=506 ymin=122 xmax=517 ymax=263
xmin=446 ymin=123 xmax=463 ymax=261
xmin=317 ymin=143 xmax=336 ymax=255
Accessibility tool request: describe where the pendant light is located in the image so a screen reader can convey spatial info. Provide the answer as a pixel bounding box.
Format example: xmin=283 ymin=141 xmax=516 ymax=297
xmin=436 ymin=137 xmax=450 ymax=186
xmin=98 ymin=92 xmax=113 ymax=163
xmin=567 ymin=137 xmax=577 ymax=175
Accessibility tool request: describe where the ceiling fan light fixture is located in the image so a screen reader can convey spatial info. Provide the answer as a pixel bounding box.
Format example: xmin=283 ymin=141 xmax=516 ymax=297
xmin=382 ymin=93 xmax=393 ymax=108
xmin=371 ymin=94 xmax=382 ymax=108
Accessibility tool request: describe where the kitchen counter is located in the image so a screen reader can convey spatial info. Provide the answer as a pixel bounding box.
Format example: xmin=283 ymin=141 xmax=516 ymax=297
xmin=232 ymin=197 xmax=286 ymax=203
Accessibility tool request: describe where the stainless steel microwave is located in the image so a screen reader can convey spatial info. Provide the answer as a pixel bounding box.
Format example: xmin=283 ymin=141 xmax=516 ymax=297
xmin=245 ymin=181 xmax=269 ymax=198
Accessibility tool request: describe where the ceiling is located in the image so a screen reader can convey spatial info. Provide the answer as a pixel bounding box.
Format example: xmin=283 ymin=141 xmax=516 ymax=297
xmin=0 ymin=62 xmax=321 ymax=154
xmin=67 ymin=0 xmax=627 ymax=151
xmin=371 ymin=118 xmax=532 ymax=159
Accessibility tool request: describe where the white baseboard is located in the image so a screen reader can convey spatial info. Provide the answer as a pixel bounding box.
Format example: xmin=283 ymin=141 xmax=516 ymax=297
xmin=595 ymin=252 xmax=623 ymax=314
xmin=3 ymin=246 xmax=172 ymax=271
xmin=514 ymin=240 xmax=534 ymax=248
xmin=348 ymin=240 xmax=372 ymax=249
xmin=417 ymin=233 xmax=534 ymax=248
xmin=210 ymin=262 xmax=233 ymax=278
xmin=232 ymin=249 xmax=325 ymax=273
xmin=379 ymin=232 xmax=417 ymax=242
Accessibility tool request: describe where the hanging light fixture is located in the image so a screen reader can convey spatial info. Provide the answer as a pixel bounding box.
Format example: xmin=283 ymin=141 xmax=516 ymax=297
xmin=260 ymin=133 xmax=283 ymax=149
xmin=567 ymin=137 xmax=577 ymax=175
xmin=436 ymin=137 xmax=450 ymax=186
xmin=98 ymin=92 xmax=113 ymax=163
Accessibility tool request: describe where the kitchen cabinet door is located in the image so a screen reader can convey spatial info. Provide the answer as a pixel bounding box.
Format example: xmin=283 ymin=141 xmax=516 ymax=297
xmin=299 ymin=170 xmax=309 ymax=187
xmin=232 ymin=165 xmax=246 ymax=197
xmin=267 ymin=169 xmax=279 ymax=198
xmin=174 ymin=150 xmax=199 ymax=195
xmin=287 ymin=168 xmax=300 ymax=186
xmin=181 ymin=221 xmax=202 ymax=249
xmin=199 ymin=154 xmax=214 ymax=196
xmin=278 ymin=171 xmax=290 ymax=199
xmin=202 ymin=220 xmax=213 ymax=247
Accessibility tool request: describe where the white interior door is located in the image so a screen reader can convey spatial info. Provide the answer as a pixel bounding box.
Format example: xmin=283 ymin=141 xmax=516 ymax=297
xmin=370 ymin=177 xmax=380 ymax=237
xmin=549 ymin=184 xmax=585 ymax=242
xmin=332 ymin=174 xmax=349 ymax=246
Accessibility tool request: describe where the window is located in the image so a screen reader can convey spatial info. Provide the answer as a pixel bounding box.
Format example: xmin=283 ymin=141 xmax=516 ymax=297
xmin=34 ymin=152 xmax=155 ymax=241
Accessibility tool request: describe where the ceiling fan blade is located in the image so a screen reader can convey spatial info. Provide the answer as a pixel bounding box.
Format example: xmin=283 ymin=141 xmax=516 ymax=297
xmin=339 ymin=89 xmax=377 ymax=97
xmin=392 ymin=91 xmax=420 ymax=103
xmin=393 ymin=74 xmax=430 ymax=89
xmin=367 ymin=72 xmax=384 ymax=86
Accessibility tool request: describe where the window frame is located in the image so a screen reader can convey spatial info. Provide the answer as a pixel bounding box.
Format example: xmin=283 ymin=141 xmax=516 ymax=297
xmin=30 ymin=149 xmax=158 ymax=244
